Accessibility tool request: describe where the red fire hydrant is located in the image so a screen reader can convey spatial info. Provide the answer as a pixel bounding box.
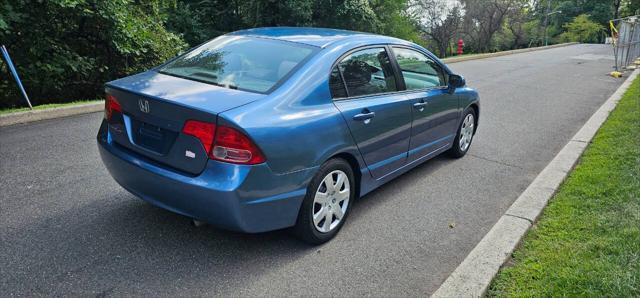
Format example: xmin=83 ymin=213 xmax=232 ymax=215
xmin=457 ymin=39 xmax=464 ymax=55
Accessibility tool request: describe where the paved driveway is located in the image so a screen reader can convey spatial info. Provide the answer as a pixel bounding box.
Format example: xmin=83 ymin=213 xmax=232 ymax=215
xmin=0 ymin=44 xmax=622 ymax=296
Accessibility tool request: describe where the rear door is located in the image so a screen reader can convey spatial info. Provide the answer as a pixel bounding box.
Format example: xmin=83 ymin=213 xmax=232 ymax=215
xmin=390 ymin=46 xmax=459 ymax=163
xmin=332 ymin=47 xmax=412 ymax=179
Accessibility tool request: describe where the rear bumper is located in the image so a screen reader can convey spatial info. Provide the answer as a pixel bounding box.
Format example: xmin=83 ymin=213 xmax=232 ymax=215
xmin=97 ymin=122 xmax=313 ymax=233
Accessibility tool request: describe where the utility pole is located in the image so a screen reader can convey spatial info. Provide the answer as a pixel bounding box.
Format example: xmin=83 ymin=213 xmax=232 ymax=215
xmin=542 ymin=1 xmax=562 ymax=46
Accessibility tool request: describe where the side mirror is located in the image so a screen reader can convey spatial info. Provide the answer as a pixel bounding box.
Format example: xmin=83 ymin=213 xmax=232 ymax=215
xmin=448 ymin=74 xmax=466 ymax=92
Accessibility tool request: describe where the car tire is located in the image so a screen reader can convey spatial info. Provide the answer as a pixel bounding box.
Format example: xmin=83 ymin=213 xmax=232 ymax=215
xmin=292 ymin=158 xmax=355 ymax=245
xmin=448 ymin=107 xmax=476 ymax=158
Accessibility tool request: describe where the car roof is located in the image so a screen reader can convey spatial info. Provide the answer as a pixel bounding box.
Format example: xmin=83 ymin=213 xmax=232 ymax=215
xmin=228 ymin=27 xmax=408 ymax=48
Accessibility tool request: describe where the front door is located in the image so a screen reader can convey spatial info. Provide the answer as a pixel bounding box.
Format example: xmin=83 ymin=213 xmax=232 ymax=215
xmin=390 ymin=47 xmax=459 ymax=163
xmin=331 ymin=47 xmax=412 ymax=179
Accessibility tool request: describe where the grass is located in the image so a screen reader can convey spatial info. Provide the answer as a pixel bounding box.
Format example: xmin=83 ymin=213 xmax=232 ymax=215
xmin=0 ymin=99 xmax=103 ymax=115
xmin=488 ymin=76 xmax=640 ymax=297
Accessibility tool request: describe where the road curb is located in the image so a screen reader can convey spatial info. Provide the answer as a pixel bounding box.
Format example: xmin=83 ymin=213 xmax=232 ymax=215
xmin=431 ymin=68 xmax=639 ymax=298
xmin=442 ymin=42 xmax=579 ymax=64
xmin=0 ymin=101 xmax=104 ymax=127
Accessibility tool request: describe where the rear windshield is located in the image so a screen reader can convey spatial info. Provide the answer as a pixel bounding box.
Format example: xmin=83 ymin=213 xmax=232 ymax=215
xmin=159 ymin=36 xmax=317 ymax=93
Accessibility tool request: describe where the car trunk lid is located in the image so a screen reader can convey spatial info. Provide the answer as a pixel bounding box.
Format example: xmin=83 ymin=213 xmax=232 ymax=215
xmin=105 ymin=71 xmax=265 ymax=175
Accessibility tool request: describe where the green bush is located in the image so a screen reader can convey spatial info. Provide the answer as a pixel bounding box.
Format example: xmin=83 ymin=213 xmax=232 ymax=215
xmin=0 ymin=0 xmax=186 ymax=109
xmin=558 ymin=14 xmax=605 ymax=43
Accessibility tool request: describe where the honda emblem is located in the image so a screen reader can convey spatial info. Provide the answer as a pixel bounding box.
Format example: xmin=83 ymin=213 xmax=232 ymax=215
xmin=138 ymin=99 xmax=150 ymax=113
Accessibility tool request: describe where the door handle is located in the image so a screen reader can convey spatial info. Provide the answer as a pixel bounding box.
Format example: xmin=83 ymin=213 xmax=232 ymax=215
xmin=353 ymin=111 xmax=375 ymax=121
xmin=413 ymin=101 xmax=428 ymax=111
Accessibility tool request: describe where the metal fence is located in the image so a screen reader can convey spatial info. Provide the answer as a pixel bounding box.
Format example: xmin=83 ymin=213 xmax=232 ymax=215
xmin=611 ymin=15 xmax=640 ymax=71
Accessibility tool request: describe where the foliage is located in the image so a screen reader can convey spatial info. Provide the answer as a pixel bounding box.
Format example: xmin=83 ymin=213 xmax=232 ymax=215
xmin=558 ymin=14 xmax=606 ymax=43
xmin=0 ymin=0 xmax=186 ymax=109
xmin=459 ymin=0 xmax=525 ymax=53
xmin=1 ymin=0 xmax=423 ymax=109
xmin=620 ymin=0 xmax=640 ymax=17
xmin=371 ymin=0 xmax=422 ymax=42
xmin=492 ymin=6 xmax=539 ymax=51
xmin=530 ymin=0 xmax=631 ymax=46
xmin=552 ymin=0 xmax=613 ymax=27
xmin=413 ymin=0 xmax=463 ymax=57
xmin=166 ymin=0 xmax=419 ymax=47
xmin=1 ymin=0 xmax=636 ymax=108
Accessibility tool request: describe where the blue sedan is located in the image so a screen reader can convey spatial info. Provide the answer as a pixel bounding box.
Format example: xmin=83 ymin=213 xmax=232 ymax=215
xmin=97 ymin=27 xmax=479 ymax=244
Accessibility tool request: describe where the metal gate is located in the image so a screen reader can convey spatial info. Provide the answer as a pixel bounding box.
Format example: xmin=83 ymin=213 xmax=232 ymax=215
xmin=610 ymin=16 xmax=640 ymax=71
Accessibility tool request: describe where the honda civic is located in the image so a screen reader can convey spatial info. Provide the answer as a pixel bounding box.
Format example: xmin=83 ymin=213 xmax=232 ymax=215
xmin=97 ymin=27 xmax=479 ymax=244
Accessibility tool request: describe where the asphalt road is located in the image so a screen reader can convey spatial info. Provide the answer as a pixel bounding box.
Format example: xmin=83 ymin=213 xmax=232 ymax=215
xmin=0 ymin=44 xmax=623 ymax=296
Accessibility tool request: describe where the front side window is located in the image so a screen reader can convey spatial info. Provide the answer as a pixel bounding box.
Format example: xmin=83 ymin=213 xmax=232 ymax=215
xmin=331 ymin=47 xmax=397 ymax=98
xmin=392 ymin=47 xmax=446 ymax=90
xmin=159 ymin=36 xmax=316 ymax=93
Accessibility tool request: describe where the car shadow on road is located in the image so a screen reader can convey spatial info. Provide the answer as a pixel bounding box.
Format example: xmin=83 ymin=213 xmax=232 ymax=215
xmin=347 ymin=155 xmax=452 ymax=222
xmin=3 ymin=154 xmax=456 ymax=295
xmin=3 ymin=194 xmax=315 ymax=295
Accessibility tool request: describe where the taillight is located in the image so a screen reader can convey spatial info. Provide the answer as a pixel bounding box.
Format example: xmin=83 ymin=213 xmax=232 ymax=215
xmin=182 ymin=120 xmax=216 ymax=153
xmin=105 ymin=94 xmax=122 ymax=120
xmin=211 ymin=126 xmax=266 ymax=164
xmin=181 ymin=120 xmax=266 ymax=165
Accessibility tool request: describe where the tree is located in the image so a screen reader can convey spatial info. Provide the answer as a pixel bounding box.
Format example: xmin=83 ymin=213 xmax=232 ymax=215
xmin=313 ymin=0 xmax=375 ymax=31
xmin=558 ymin=14 xmax=605 ymax=43
xmin=613 ymin=0 xmax=622 ymax=19
xmin=413 ymin=0 xmax=463 ymax=57
xmin=460 ymin=0 xmax=520 ymax=52
xmin=0 ymin=0 xmax=186 ymax=108
xmin=371 ymin=0 xmax=421 ymax=42
xmin=3 ymin=0 xmax=626 ymax=110
xmin=620 ymin=0 xmax=640 ymax=17
xmin=494 ymin=0 xmax=534 ymax=49
xmin=167 ymin=0 xmax=419 ymax=47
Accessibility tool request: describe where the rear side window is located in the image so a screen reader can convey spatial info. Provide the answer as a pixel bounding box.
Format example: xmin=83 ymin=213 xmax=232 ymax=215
xmin=330 ymin=47 xmax=397 ymax=98
xmin=329 ymin=67 xmax=348 ymax=98
xmin=159 ymin=36 xmax=316 ymax=93
xmin=392 ymin=47 xmax=446 ymax=90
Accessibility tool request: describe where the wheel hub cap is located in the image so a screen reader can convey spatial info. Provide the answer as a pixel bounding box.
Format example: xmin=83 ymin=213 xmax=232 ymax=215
xmin=459 ymin=113 xmax=475 ymax=152
xmin=312 ymin=170 xmax=350 ymax=233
